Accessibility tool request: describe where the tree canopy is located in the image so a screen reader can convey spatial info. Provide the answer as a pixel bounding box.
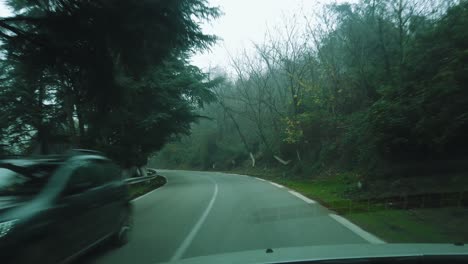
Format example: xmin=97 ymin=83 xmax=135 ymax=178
xmin=154 ymin=0 xmax=468 ymax=180
xmin=0 ymin=0 xmax=221 ymax=166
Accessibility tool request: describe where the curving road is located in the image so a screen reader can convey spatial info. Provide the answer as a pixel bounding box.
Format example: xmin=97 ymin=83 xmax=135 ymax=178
xmin=85 ymin=170 xmax=383 ymax=264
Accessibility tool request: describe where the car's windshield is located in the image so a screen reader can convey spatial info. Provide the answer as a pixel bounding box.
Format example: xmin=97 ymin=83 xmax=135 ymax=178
xmin=0 ymin=164 xmax=56 ymax=196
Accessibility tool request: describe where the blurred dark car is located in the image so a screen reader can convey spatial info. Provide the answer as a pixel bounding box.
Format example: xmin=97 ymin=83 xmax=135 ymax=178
xmin=0 ymin=151 xmax=133 ymax=264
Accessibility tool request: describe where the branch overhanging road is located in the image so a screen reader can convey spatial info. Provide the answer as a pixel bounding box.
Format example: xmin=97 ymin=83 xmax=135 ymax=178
xmin=86 ymin=170 xmax=383 ymax=264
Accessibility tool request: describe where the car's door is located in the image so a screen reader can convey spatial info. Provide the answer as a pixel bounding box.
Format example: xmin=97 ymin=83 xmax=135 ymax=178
xmin=58 ymin=160 xmax=102 ymax=259
xmin=91 ymin=159 xmax=126 ymax=236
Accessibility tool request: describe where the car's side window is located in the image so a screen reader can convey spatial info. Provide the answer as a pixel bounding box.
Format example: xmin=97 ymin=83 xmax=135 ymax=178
xmin=65 ymin=161 xmax=100 ymax=195
xmin=94 ymin=160 xmax=121 ymax=184
xmin=106 ymin=162 xmax=122 ymax=181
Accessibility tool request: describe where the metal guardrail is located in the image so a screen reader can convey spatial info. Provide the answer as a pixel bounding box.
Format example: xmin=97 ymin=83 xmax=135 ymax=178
xmin=147 ymin=168 xmax=157 ymax=175
xmin=124 ymin=175 xmax=156 ymax=185
xmin=124 ymin=168 xmax=158 ymax=185
xmin=323 ymin=191 xmax=468 ymax=215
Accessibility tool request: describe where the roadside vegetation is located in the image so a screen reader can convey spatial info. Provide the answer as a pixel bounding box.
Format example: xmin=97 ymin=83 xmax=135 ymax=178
xmin=209 ymin=165 xmax=468 ymax=243
xmin=241 ymin=169 xmax=468 ymax=243
xmin=152 ymin=0 xmax=468 ymax=243
xmin=155 ymin=0 xmax=468 ymax=183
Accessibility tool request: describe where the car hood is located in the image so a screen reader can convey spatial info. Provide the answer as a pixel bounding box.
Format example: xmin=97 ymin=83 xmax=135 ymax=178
xmin=166 ymin=244 xmax=468 ymax=264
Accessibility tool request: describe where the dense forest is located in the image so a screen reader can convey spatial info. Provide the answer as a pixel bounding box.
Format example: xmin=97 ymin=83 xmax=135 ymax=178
xmin=0 ymin=0 xmax=467 ymax=180
xmin=0 ymin=0 xmax=221 ymax=167
xmin=154 ymin=0 xmax=468 ymax=181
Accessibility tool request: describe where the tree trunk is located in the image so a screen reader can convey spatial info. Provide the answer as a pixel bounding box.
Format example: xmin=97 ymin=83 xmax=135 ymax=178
xmin=37 ymin=85 xmax=48 ymax=154
xmin=64 ymin=90 xmax=77 ymax=146
xmin=249 ymin=152 xmax=256 ymax=167
xmin=76 ymin=103 xmax=85 ymax=140
xmin=274 ymin=155 xmax=291 ymax=165
xmin=377 ymin=18 xmax=392 ymax=82
xmin=220 ymin=102 xmax=255 ymax=166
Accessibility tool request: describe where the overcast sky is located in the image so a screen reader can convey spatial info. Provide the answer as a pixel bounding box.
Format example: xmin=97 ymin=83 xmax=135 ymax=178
xmin=0 ymin=0 xmax=354 ymax=71
xmin=190 ymin=0 xmax=356 ymax=72
xmin=190 ymin=0 xmax=321 ymax=71
xmin=0 ymin=0 xmax=10 ymax=16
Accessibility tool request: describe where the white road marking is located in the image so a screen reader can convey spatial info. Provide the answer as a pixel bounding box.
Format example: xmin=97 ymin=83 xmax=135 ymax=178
xmin=224 ymin=173 xmax=249 ymax=178
xmin=289 ymin=190 xmax=316 ymax=204
xmin=255 ymin=177 xmax=266 ymax=182
xmin=170 ymin=181 xmax=219 ymax=261
xmin=329 ymin=214 xmax=385 ymax=244
xmin=132 ymin=175 xmax=168 ymax=202
xmin=269 ymin=182 xmax=285 ymax=188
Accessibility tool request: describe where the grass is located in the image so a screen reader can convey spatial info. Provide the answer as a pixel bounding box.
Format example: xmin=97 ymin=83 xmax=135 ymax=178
xmin=128 ymin=175 xmax=166 ymax=200
xmin=347 ymin=208 xmax=468 ymax=243
xmin=276 ymin=178 xmax=347 ymax=205
xmin=229 ymin=167 xmax=468 ymax=243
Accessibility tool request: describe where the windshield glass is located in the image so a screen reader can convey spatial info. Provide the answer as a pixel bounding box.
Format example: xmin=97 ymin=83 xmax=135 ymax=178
xmin=0 ymin=165 xmax=56 ymax=195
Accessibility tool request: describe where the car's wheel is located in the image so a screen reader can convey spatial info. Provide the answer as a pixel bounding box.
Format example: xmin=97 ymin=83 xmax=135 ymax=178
xmin=111 ymin=208 xmax=132 ymax=247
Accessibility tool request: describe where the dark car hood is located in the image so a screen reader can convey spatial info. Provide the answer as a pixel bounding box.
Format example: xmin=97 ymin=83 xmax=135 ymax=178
xmin=166 ymin=244 xmax=468 ymax=264
xmin=0 ymin=196 xmax=30 ymax=214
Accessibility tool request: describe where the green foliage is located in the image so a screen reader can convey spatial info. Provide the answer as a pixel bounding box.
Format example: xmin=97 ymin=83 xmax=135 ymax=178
xmin=368 ymin=0 xmax=468 ymax=160
xmin=0 ymin=0 xmax=221 ymax=166
xmin=283 ymin=117 xmax=303 ymax=144
xmin=152 ymin=114 xmax=248 ymax=170
xmin=155 ymin=0 xmax=468 ymax=180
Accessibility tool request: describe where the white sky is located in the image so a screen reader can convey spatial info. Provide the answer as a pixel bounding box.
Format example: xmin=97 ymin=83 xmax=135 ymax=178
xmin=0 ymin=0 xmax=355 ymax=71
xmin=0 ymin=0 xmax=11 ymax=16
xmin=190 ymin=0 xmax=355 ymax=72
xmin=190 ymin=0 xmax=320 ymax=71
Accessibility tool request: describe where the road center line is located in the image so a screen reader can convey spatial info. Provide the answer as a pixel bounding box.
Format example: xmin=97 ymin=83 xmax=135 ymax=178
xmin=269 ymin=182 xmax=285 ymax=188
xmin=289 ymin=190 xmax=316 ymax=204
xmin=170 ymin=181 xmax=219 ymax=261
xmin=329 ymin=214 xmax=385 ymax=244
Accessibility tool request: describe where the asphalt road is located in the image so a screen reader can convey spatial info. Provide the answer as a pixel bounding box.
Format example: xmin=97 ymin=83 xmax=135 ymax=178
xmin=85 ymin=170 xmax=383 ymax=264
